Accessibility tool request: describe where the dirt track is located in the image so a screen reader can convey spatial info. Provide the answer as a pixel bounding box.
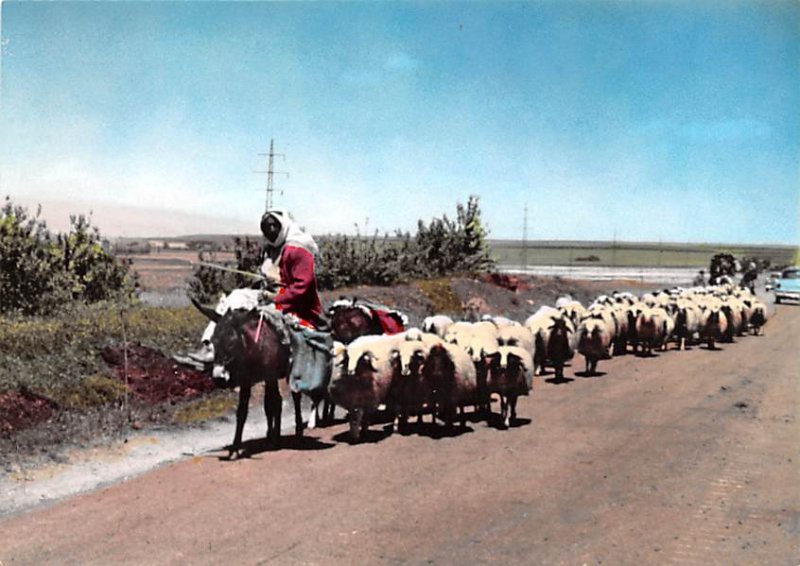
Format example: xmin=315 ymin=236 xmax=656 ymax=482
xmin=1 ymin=305 xmax=798 ymax=565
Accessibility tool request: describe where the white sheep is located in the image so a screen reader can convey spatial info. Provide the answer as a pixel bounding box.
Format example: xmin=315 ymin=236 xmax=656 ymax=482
xmin=577 ymin=315 xmax=614 ymax=375
xmin=424 ymin=341 xmax=479 ymax=429
xmin=486 ymin=345 xmax=534 ymax=428
xmin=402 ymin=327 xmax=445 ymax=347
xmin=388 ymin=338 xmax=438 ymax=431
xmin=328 ymin=333 xmax=403 ymax=442
xmin=698 ymin=304 xmax=728 ymax=350
xmin=481 ymin=314 xmax=521 ymax=328
xmin=558 ymin=300 xmax=588 ymax=329
xmin=525 ymin=306 xmax=574 ymax=379
xmin=421 ymin=315 xmax=454 ymax=339
xmin=673 ymin=298 xmax=702 ymax=350
xmin=742 ymin=297 xmax=768 ymax=335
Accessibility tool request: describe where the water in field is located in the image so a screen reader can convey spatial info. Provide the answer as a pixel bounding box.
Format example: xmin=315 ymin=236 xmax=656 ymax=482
xmin=499 ymin=265 xmax=703 ymax=284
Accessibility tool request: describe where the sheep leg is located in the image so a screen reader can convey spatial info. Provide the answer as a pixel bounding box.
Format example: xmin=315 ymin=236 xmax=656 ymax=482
xmin=348 ymin=409 xmax=364 ymax=443
xmin=509 ymin=394 xmax=518 ymax=426
xmin=231 ymin=382 xmax=251 ymax=459
xmin=500 ymin=395 xmax=509 ymax=428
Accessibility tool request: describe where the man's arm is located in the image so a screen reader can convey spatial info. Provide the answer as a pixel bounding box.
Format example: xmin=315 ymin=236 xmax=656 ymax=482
xmin=273 ymin=246 xmax=315 ymax=308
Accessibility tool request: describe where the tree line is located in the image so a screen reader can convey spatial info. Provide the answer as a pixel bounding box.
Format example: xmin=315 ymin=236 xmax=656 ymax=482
xmin=189 ymin=195 xmax=494 ymax=303
xmin=1 ymin=196 xmax=495 ymax=314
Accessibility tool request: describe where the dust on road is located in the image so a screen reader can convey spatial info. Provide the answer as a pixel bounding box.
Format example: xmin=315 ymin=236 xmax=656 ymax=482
xmin=1 ymin=305 xmax=798 ymax=565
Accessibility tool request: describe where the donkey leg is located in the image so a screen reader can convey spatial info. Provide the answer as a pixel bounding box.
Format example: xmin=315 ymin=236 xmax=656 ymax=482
xmin=264 ymin=380 xmax=282 ymax=448
xmin=232 ymin=384 xmax=251 ymax=459
xmin=324 ymin=397 xmax=336 ymax=424
xmin=292 ymin=391 xmax=304 ymax=437
xmin=308 ymin=399 xmax=319 ymax=430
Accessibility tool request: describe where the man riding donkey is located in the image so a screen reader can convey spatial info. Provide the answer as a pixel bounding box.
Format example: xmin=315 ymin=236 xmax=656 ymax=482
xmin=178 ymin=210 xmax=333 ymax=454
xmin=187 ymin=209 xmax=328 ymax=365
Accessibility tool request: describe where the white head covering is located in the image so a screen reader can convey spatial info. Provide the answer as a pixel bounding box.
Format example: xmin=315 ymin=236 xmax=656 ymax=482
xmin=261 ymin=209 xmax=319 ymax=257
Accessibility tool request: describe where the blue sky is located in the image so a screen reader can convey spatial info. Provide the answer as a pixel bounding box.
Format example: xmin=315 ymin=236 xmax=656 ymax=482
xmin=1 ymin=1 xmax=798 ymax=243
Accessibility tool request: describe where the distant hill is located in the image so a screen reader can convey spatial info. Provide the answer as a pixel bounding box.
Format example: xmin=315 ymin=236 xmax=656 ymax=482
xmin=13 ymin=198 xmax=254 ymax=239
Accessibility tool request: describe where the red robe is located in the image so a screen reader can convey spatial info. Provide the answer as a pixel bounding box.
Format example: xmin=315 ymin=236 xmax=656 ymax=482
xmin=273 ymin=245 xmax=322 ymax=328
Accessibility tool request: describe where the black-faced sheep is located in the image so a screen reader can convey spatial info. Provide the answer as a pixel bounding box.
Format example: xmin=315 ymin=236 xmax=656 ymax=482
xmin=423 ymin=342 xmax=478 ymax=429
xmin=742 ymin=297 xmax=768 ymax=335
xmin=673 ymin=299 xmax=702 ymax=350
xmin=577 ymin=315 xmax=613 ymax=375
xmin=486 ymin=346 xmax=533 ymax=428
xmin=634 ymin=306 xmax=668 ymax=356
xmin=698 ymin=306 xmax=728 ymax=350
xmin=387 ymin=338 xmax=437 ymax=432
xmin=422 ymin=315 xmax=454 ymax=339
xmin=720 ymin=297 xmax=747 ymax=341
xmin=328 ymin=334 xmax=401 ymax=442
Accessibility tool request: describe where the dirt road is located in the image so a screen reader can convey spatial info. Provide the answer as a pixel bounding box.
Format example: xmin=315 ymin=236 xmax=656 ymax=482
xmin=2 ymin=306 xmax=798 ymax=565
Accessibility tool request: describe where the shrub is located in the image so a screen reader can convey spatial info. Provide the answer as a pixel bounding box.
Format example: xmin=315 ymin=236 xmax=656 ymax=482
xmin=0 ymin=197 xmax=136 ymax=316
xmin=188 ymin=196 xmax=495 ymax=297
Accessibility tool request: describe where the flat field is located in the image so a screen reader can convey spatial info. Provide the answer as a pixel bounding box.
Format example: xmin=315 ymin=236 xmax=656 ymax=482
xmin=125 ymin=241 xmax=799 ymax=298
xmin=490 ymin=240 xmax=798 ymax=268
xmin=123 ymin=250 xmax=235 ymax=293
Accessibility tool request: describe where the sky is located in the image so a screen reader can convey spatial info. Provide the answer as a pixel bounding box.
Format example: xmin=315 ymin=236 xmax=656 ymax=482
xmin=0 ymin=0 xmax=798 ymax=244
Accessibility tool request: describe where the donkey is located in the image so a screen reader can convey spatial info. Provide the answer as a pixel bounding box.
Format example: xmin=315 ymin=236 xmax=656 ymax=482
xmin=193 ymin=302 xmax=304 ymax=459
xmin=329 ymin=299 xmax=384 ymax=345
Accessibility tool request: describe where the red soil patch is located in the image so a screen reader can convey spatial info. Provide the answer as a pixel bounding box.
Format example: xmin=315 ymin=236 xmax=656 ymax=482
xmin=0 ymin=390 xmax=56 ymax=437
xmin=480 ymin=272 xmax=528 ymax=292
xmin=100 ymin=344 xmax=216 ymax=404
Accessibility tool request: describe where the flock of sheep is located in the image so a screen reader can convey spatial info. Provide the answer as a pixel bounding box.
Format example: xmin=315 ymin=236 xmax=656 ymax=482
xmin=327 ymin=283 xmax=769 ymax=441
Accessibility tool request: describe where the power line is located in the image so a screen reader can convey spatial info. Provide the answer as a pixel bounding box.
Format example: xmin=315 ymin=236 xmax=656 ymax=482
xmin=253 ymin=138 xmax=289 ymax=212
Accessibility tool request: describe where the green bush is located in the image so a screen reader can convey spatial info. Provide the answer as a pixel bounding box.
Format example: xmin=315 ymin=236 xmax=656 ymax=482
xmin=0 ymin=197 xmax=136 ymax=316
xmin=187 ymin=196 xmax=496 ymax=296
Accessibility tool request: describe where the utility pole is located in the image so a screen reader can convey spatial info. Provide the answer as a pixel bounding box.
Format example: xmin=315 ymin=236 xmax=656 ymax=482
xmin=254 ymin=138 xmax=289 ymax=213
xmin=521 ymin=203 xmax=529 ymax=273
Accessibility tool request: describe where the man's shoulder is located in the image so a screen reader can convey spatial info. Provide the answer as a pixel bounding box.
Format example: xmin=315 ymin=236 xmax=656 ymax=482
xmin=282 ymin=244 xmax=315 ymax=259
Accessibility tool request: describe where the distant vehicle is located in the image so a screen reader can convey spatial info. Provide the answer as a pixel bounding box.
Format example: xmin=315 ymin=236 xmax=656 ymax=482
xmin=772 ymin=267 xmax=800 ymax=304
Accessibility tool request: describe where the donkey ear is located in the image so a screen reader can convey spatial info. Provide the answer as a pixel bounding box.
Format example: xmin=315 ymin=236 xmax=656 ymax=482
xmin=191 ymin=298 xmax=222 ymax=322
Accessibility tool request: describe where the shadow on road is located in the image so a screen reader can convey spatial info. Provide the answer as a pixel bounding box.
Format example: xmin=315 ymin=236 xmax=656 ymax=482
xmin=574 ymin=371 xmax=608 ymax=378
xmin=544 ymin=375 xmax=575 ymax=384
xmin=484 ymin=415 xmax=533 ymax=430
xmin=332 ymin=427 xmax=393 ymax=445
xmin=216 ymin=435 xmax=336 ymax=460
